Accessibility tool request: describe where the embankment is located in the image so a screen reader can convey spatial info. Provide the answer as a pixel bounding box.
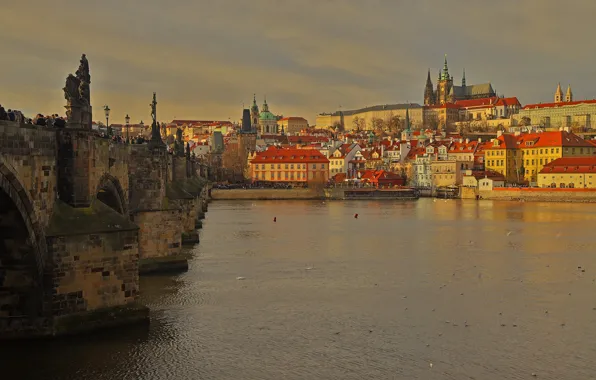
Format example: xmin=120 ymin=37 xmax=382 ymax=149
xmin=476 ymin=187 xmax=596 ymax=203
xmin=211 ymin=188 xmax=323 ymax=200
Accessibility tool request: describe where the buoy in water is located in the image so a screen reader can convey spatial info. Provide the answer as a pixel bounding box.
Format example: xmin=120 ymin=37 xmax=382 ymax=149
xmin=354 ymin=213 xmax=358 ymax=219
xmin=273 ymin=217 xmax=277 ymax=222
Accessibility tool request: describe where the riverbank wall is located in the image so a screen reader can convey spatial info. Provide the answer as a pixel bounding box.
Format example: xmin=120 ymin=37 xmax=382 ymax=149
xmin=464 ymin=187 xmax=596 ymax=203
xmin=211 ymin=188 xmax=324 ymax=200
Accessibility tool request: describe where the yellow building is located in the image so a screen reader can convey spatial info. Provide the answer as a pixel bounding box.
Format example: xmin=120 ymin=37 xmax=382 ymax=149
xmin=277 ymin=117 xmax=308 ymax=135
xmin=538 ymin=157 xmax=596 ymax=188
xmin=485 ymin=131 xmax=596 ymax=184
xmin=249 ymin=146 xmax=329 ymax=185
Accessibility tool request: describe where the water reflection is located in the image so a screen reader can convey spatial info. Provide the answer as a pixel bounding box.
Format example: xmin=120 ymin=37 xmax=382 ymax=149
xmin=3 ymin=199 xmax=596 ymax=379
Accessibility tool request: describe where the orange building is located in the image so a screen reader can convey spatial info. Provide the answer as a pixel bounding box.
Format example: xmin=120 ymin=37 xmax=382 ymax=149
xmin=249 ymin=146 xmax=330 ymax=185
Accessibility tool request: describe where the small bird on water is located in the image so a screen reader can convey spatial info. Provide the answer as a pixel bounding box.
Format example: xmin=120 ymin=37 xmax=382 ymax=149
xmin=273 ymin=217 xmax=277 ymax=222
xmin=354 ymin=213 xmax=358 ymax=219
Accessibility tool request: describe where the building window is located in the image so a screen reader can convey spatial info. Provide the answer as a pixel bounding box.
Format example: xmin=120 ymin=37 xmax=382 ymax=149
xmin=285 ymin=172 xmax=288 ymax=179
xmin=261 ymin=164 xmax=265 ymax=169
xmin=277 ymin=172 xmax=281 ymax=179
xmin=312 ymin=164 xmax=316 ymax=169
xmin=285 ymin=164 xmax=288 ymax=169
xmin=290 ymin=164 xmax=294 ymax=169
xmin=321 ymin=164 xmax=325 ymax=169
xmin=277 ymin=164 xmax=281 ymax=169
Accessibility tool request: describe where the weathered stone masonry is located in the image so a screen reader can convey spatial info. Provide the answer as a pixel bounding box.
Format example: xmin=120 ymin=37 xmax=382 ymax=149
xmin=0 ymin=120 xmax=209 ymax=339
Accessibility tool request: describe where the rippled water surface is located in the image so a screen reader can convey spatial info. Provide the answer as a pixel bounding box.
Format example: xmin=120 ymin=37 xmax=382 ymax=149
xmin=3 ymin=199 xmax=596 ymax=380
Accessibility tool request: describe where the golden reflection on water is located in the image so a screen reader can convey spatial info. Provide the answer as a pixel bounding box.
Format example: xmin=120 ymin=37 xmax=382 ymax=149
xmin=3 ymin=199 xmax=596 ymax=380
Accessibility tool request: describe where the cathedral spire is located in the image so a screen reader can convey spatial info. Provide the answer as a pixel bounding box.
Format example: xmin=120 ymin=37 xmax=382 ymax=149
xmin=424 ymin=69 xmax=435 ymax=106
xmin=565 ymin=84 xmax=573 ymax=102
xmin=405 ymin=106 xmax=411 ymax=131
xmin=462 ymin=68 xmax=466 ymax=87
xmin=555 ymin=83 xmax=563 ymax=103
xmin=441 ymin=54 xmax=449 ymax=80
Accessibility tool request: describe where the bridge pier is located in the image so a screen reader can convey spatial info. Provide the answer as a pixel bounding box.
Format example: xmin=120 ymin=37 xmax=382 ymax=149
xmin=0 ymin=54 xmax=212 ymax=339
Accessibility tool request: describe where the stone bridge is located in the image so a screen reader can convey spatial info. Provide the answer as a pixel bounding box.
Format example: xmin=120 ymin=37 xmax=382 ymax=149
xmin=0 ymin=58 xmax=210 ymax=339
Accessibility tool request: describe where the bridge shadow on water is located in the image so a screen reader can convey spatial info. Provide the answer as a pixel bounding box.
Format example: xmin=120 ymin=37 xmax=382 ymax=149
xmin=0 ymin=320 xmax=158 ymax=380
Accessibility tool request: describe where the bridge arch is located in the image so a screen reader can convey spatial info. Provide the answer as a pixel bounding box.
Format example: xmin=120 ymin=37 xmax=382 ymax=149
xmin=95 ymin=173 xmax=128 ymax=215
xmin=0 ymin=162 xmax=46 ymax=321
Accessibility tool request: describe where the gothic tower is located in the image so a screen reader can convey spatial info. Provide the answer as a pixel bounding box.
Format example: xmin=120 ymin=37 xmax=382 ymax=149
xmin=250 ymin=94 xmax=259 ymax=131
xmin=435 ymin=54 xmax=453 ymax=105
xmin=565 ymin=84 xmax=573 ymax=102
xmin=424 ymin=69 xmax=435 ymax=106
xmin=462 ymin=68 xmax=466 ymax=87
xmin=554 ymin=83 xmax=563 ymax=103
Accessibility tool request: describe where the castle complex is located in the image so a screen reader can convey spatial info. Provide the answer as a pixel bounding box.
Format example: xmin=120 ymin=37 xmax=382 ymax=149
xmin=424 ymin=55 xmax=496 ymax=106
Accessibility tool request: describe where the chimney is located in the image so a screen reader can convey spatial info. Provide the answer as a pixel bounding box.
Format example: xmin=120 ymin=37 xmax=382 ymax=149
xmin=465 ymin=138 xmax=470 ymax=144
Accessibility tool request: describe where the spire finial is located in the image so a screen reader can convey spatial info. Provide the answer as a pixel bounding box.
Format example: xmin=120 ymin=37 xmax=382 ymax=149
xmin=462 ymin=68 xmax=466 ymax=87
xmin=441 ymin=54 xmax=449 ymax=80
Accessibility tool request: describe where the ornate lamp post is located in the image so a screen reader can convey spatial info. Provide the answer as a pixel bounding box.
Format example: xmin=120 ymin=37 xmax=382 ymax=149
xmin=125 ymin=113 xmax=131 ymax=143
xmin=104 ymin=105 xmax=111 ymax=137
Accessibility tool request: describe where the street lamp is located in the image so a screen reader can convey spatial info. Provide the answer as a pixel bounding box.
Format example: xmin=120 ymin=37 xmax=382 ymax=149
xmin=125 ymin=114 xmax=130 ymax=143
xmin=104 ymin=105 xmax=111 ymax=137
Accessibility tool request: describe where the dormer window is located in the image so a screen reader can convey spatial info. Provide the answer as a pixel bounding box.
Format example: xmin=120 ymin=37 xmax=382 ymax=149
xmin=525 ymin=141 xmax=534 ymax=147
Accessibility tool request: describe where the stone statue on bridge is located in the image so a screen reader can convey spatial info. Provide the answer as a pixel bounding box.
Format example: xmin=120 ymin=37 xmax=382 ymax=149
xmin=63 ymin=54 xmax=92 ymax=129
xmin=148 ymin=92 xmax=165 ymax=148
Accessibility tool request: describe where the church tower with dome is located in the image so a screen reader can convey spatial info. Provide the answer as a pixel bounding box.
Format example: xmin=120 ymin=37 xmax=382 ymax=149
xmin=258 ymin=96 xmax=278 ymax=134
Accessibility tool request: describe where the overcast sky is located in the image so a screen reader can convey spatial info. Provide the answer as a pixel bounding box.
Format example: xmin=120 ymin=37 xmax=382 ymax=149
xmin=1 ymin=0 xmax=595 ymax=124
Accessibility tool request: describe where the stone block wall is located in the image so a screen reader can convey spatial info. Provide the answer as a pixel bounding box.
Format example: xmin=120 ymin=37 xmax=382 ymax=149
xmin=211 ymin=188 xmax=321 ymax=200
xmin=478 ymin=188 xmax=596 ymax=202
xmin=171 ymin=198 xmax=198 ymax=233
xmin=0 ymin=121 xmax=57 ymax=229
xmin=172 ymin=156 xmax=188 ymax=182
xmin=46 ymin=229 xmax=139 ymax=315
xmin=132 ymin=209 xmax=182 ymax=260
xmin=128 ymin=146 xmax=167 ymax=211
xmin=87 ymin=137 xmax=130 ymax=206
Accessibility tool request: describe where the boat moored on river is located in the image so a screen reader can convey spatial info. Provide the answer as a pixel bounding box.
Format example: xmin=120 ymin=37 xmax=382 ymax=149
xmin=342 ymin=187 xmax=419 ymax=200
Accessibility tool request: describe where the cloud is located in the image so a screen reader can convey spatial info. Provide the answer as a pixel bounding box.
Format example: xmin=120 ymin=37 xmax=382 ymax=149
xmin=1 ymin=0 xmax=596 ymax=124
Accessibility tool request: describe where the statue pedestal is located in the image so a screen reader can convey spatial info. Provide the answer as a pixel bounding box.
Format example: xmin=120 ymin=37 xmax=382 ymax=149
xmin=65 ymin=104 xmax=92 ymax=130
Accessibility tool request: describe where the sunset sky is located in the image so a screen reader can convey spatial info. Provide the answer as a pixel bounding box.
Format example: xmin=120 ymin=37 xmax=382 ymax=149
xmin=1 ymin=0 xmax=595 ymax=124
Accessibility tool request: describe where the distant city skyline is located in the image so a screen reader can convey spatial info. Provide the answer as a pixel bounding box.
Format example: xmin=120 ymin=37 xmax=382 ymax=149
xmin=1 ymin=0 xmax=595 ymax=124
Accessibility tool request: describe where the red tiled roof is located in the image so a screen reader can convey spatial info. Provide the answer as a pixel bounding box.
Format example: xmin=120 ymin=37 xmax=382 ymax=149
xmin=250 ymin=146 xmax=329 ymax=164
xmin=425 ymin=103 xmax=461 ymax=109
xmin=449 ymin=140 xmax=478 ymax=153
xmin=287 ymin=136 xmax=329 ymax=143
xmin=495 ymin=97 xmax=521 ymax=107
xmin=278 ymin=117 xmax=308 ymax=122
xmin=489 ymin=131 xmax=592 ymax=149
xmin=171 ymin=119 xmax=233 ymax=126
xmin=465 ymin=169 xmax=506 ymax=181
xmin=540 ymin=157 xmax=596 ymax=173
xmin=331 ymin=173 xmax=348 ymax=183
xmin=523 ymin=99 xmax=596 ymax=110
xmin=516 ymin=131 xmax=592 ymax=148
xmin=455 ymin=97 xmax=498 ymax=108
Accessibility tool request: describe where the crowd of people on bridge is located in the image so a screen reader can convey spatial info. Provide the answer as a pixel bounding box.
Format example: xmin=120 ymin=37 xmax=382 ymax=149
xmin=0 ymin=104 xmax=66 ymax=127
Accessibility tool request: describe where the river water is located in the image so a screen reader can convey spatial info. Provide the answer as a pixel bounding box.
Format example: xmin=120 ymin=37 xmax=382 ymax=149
xmin=3 ymin=199 xmax=596 ymax=380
